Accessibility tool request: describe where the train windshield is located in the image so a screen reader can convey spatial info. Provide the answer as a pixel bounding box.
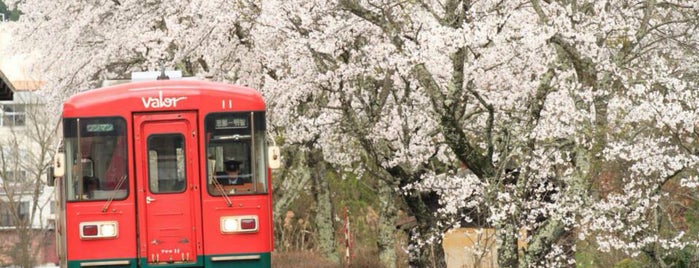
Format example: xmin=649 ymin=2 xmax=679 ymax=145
xmin=205 ymin=112 xmax=268 ymax=196
xmin=63 ymin=117 xmax=129 ymax=201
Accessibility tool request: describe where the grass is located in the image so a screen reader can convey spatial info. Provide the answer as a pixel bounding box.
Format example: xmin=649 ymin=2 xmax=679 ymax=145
xmin=273 ymin=247 xmax=395 ymax=268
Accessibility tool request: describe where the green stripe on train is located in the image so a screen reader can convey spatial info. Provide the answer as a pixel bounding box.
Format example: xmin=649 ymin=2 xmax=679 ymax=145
xmin=68 ymin=253 xmax=270 ymax=268
xmin=203 ymin=252 xmax=271 ymax=268
xmin=67 ymin=258 xmax=138 ymax=268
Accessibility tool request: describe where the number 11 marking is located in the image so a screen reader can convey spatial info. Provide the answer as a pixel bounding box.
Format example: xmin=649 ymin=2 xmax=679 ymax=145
xmin=221 ymin=99 xmax=233 ymax=109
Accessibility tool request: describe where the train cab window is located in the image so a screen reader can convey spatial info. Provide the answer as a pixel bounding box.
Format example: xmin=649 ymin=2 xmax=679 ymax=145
xmin=146 ymin=134 xmax=187 ymax=194
xmin=205 ymin=112 xmax=268 ymax=196
xmin=64 ymin=117 xmax=128 ymax=201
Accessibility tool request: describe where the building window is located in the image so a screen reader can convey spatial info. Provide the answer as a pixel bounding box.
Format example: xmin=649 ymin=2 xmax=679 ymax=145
xmin=0 ymin=206 xmax=11 ymax=226
xmin=0 ymin=104 xmax=26 ymax=127
xmin=2 ymin=170 xmax=27 ymax=182
xmin=0 ymin=201 xmax=30 ymax=226
xmin=18 ymin=201 xmax=29 ymax=222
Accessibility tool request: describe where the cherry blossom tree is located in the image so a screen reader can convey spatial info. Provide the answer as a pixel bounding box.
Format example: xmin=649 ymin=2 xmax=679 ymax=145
xmin=9 ymin=0 xmax=264 ymax=105
xmin=8 ymin=0 xmax=699 ymax=267
xmin=249 ymin=0 xmax=699 ymax=267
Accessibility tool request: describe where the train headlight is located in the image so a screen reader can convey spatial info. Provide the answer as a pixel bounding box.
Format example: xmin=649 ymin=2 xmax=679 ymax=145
xmin=100 ymin=223 xmax=117 ymax=237
xmin=80 ymin=221 xmax=118 ymax=239
xmin=221 ymin=217 xmax=239 ymax=232
xmin=220 ymin=215 xmax=258 ymax=234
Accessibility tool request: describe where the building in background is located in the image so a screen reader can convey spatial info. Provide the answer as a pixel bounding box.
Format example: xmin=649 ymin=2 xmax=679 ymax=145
xmin=0 ymin=37 xmax=58 ymax=267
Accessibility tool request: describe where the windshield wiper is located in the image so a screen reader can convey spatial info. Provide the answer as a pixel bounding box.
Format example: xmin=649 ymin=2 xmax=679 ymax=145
xmin=210 ymin=172 xmax=233 ymax=207
xmin=102 ymin=175 xmax=128 ymax=212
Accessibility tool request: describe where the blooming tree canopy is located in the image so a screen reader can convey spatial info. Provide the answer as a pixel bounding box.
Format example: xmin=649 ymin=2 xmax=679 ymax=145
xmin=250 ymin=0 xmax=699 ymax=266
xmin=8 ymin=0 xmax=264 ymax=106
xmin=7 ymin=0 xmax=699 ymax=267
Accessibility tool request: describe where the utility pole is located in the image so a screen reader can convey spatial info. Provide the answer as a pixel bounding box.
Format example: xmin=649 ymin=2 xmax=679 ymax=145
xmin=342 ymin=206 xmax=353 ymax=267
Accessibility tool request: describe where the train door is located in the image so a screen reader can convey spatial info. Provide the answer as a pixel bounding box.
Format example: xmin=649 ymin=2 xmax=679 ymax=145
xmin=134 ymin=112 xmax=203 ymax=266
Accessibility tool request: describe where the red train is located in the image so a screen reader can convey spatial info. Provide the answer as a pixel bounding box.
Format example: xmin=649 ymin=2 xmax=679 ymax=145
xmin=50 ymin=78 xmax=278 ymax=267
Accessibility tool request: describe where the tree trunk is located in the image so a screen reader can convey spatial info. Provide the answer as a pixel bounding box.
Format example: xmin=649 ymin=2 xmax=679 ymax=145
xmin=13 ymin=226 xmax=36 ymax=268
xmin=402 ymin=189 xmax=447 ymax=267
xmin=310 ymin=150 xmax=340 ymax=263
xmin=272 ymin=147 xmax=313 ymax=251
xmin=376 ymin=178 xmax=398 ymax=268
xmin=496 ymin=223 xmax=519 ymax=268
xmin=519 ymin=220 xmax=566 ymax=268
xmin=273 ymin=147 xmax=309 ymax=216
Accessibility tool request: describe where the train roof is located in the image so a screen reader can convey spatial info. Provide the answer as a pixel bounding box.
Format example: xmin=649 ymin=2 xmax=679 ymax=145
xmin=62 ymin=80 xmax=265 ymax=117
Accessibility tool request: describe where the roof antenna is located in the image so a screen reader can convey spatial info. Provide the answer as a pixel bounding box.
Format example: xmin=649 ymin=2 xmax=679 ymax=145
xmin=156 ymin=60 xmax=169 ymax=80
